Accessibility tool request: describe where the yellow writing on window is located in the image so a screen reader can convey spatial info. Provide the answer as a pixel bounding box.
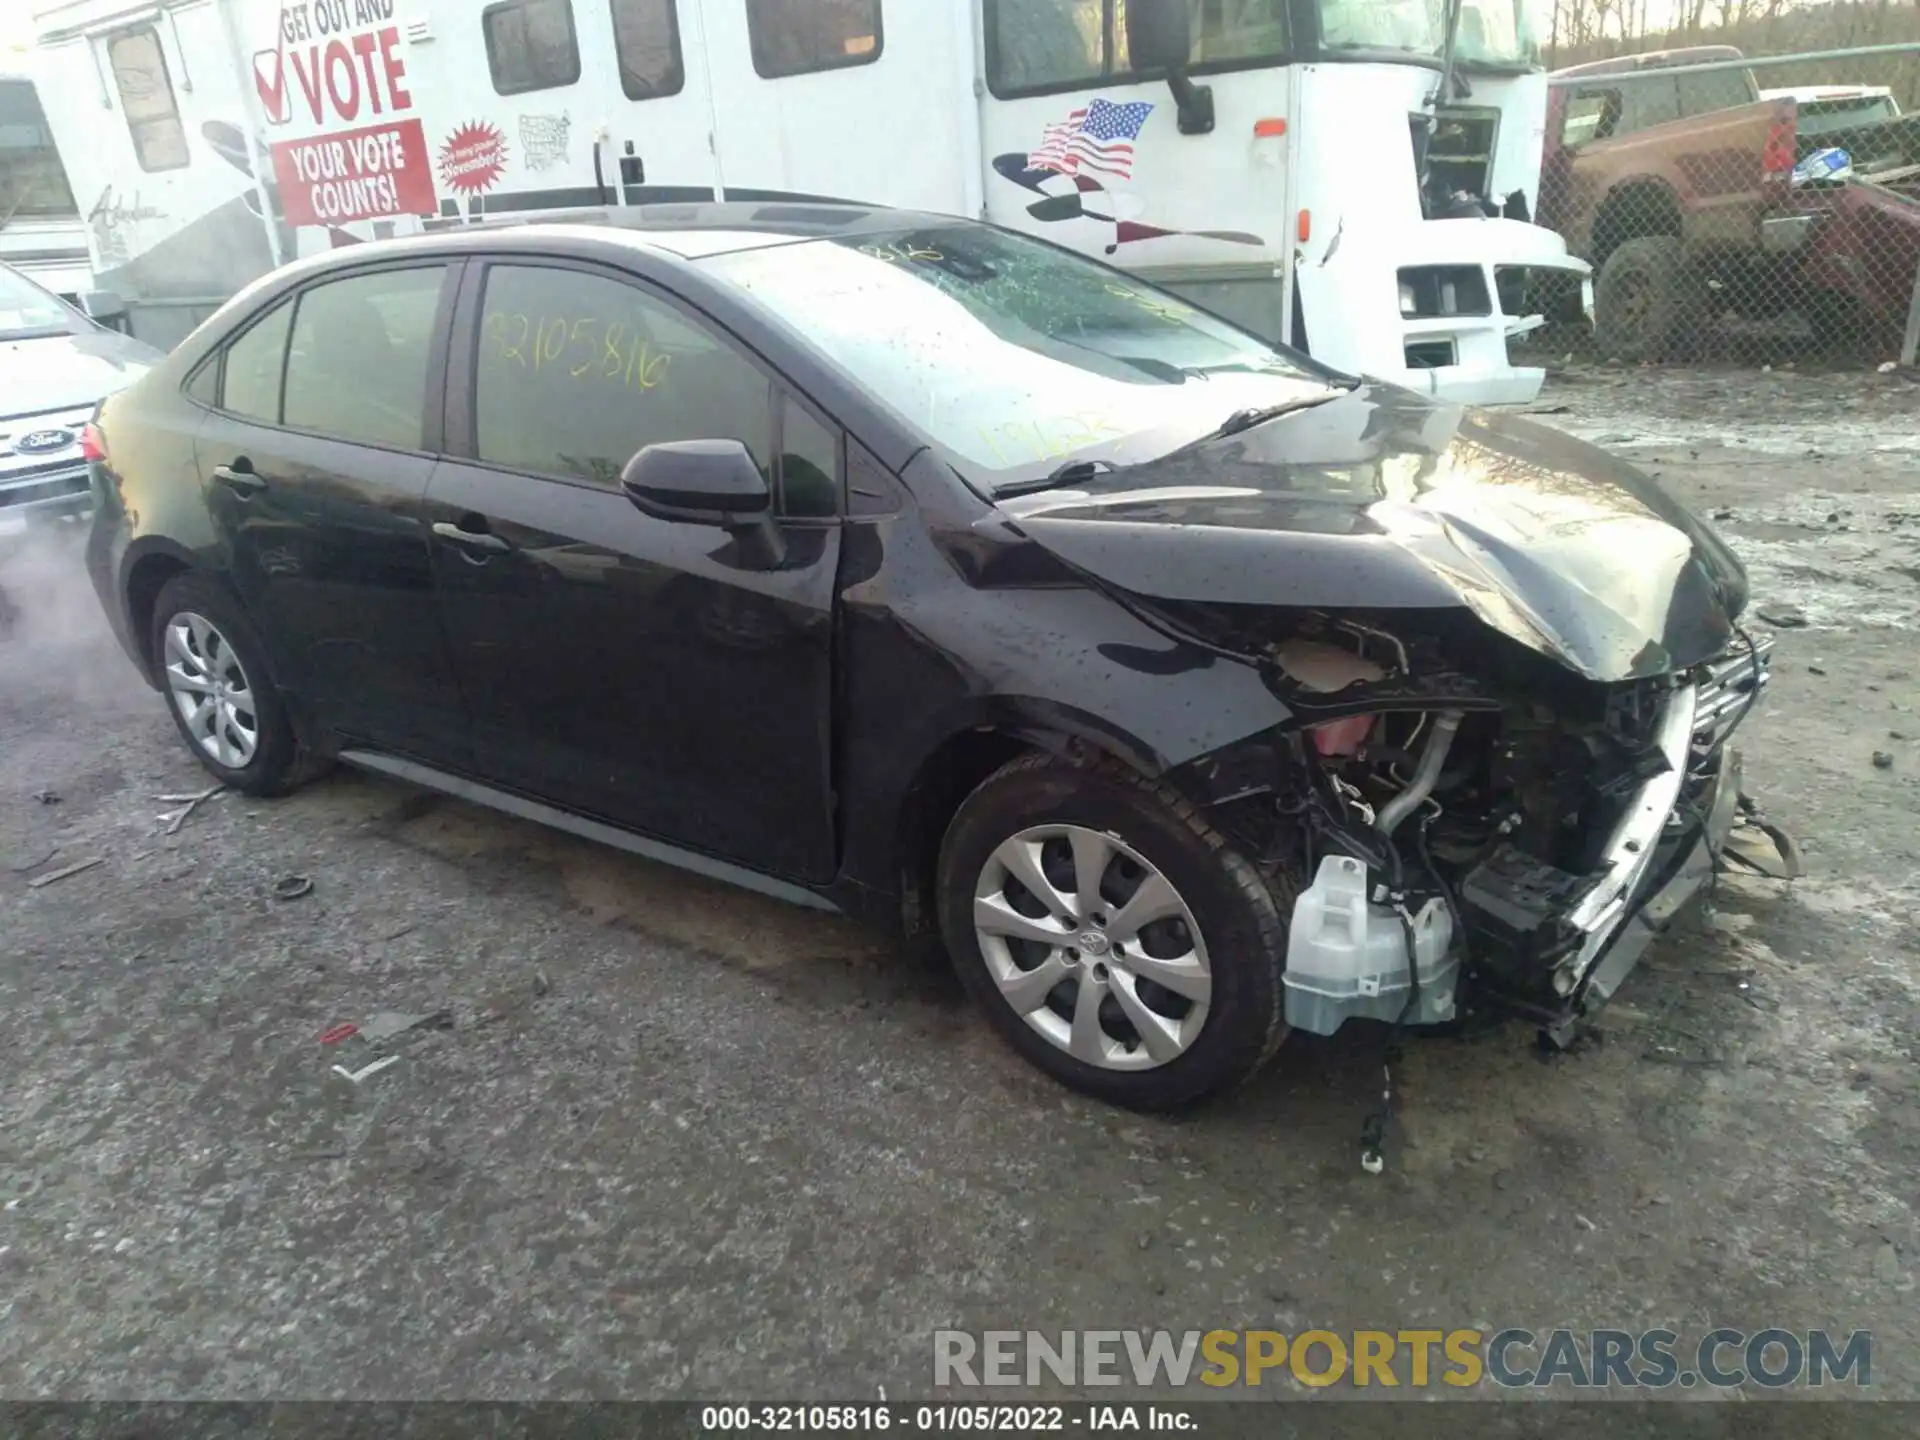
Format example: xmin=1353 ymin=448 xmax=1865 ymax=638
xmin=976 ymin=412 xmax=1129 ymax=467
xmin=858 ymin=241 xmax=946 ymax=266
xmin=1103 ymin=283 xmax=1194 ymax=324
xmin=482 ymin=311 xmax=673 ymax=392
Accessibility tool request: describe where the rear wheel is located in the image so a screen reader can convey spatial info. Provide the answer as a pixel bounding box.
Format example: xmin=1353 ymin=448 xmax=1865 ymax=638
xmin=1595 ymin=235 xmax=1700 ymax=361
xmin=937 ymin=752 xmax=1291 ymax=1111
xmin=149 ymin=572 xmax=320 ymax=797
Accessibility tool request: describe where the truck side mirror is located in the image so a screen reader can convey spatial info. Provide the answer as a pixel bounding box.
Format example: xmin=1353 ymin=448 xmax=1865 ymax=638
xmin=1124 ymin=0 xmax=1215 ymax=136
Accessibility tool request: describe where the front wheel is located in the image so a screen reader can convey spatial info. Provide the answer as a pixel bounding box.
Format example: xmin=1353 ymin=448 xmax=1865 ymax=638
xmin=936 ymin=752 xmax=1291 ymax=1111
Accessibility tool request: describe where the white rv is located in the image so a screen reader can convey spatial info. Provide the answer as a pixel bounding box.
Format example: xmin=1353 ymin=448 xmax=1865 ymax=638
xmin=25 ymin=0 xmax=1587 ymax=399
xmin=1 ymin=68 xmax=92 ymax=299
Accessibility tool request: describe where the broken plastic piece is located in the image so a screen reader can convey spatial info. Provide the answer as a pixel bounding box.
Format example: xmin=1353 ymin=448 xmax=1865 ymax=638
xmin=319 ymin=1024 xmax=359 ymax=1046
xmin=331 ymin=1055 xmax=400 ymax=1085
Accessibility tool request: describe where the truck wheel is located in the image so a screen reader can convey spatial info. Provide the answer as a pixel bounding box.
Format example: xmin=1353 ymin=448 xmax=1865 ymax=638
xmin=1595 ymin=236 xmax=1698 ymax=362
xmin=936 ymin=752 xmax=1292 ymax=1112
xmin=1803 ymin=290 xmax=1862 ymax=353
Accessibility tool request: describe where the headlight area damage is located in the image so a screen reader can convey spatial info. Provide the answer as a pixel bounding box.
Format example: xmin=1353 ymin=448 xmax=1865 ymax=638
xmin=1147 ymin=603 xmax=1797 ymax=1064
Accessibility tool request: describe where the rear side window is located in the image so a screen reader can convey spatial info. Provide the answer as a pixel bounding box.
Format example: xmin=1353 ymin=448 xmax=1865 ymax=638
xmin=184 ymin=358 xmax=219 ymax=407
xmin=283 ymin=267 xmax=447 ymax=450
xmin=107 ymin=27 xmax=189 ymax=172
xmin=1679 ymin=69 xmax=1756 ymax=118
xmin=611 ymin=0 xmax=685 ymax=99
xmin=484 ymin=0 xmax=583 ymax=95
xmin=1623 ymin=77 xmax=1683 ymax=132
xmin=473 ymin=263 xmax=773 ymax=489
xmin=746 ymin=0 xmax=883 ymax=79
xmin=220 ymin=302 xmax=295 ymax=424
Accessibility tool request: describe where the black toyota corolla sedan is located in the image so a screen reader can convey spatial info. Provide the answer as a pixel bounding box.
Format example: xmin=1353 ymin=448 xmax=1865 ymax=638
xmin=85 ymin=203 xmax=1785 ymax=1115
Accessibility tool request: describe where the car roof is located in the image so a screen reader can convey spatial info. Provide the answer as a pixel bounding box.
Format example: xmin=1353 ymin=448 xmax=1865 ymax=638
xmin=263 ymin=201 xmax=967 ymax=281
xmin=1552 ymin=45 xmax=1745 ymax=80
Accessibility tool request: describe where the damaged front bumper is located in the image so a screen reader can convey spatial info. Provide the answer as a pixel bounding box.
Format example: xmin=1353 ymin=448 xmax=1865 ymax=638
xmin=1281 ymin=631 xmax=1794 ymax=1040
xmin=1293 ymin=217 xmax=1594 ymax=408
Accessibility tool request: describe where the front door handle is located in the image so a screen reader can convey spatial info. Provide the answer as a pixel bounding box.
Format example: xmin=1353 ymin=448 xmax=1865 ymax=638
xmin=213 ymin=464 xmax=266 ymax=497
xmin=432 ymin=521 xmax=510 ymax=555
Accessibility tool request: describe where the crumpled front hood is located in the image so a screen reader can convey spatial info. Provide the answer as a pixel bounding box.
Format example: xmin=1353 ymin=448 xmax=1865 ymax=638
xmin=996 ymin=385 xmax=1749 ymax=682
xmin=0 ymin=328 xmax=160 ymax=420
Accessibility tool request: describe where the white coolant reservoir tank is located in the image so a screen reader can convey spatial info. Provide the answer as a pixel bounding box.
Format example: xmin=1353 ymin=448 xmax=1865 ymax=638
xmin=1284 ymin=854 xmax=1458 ymax=1036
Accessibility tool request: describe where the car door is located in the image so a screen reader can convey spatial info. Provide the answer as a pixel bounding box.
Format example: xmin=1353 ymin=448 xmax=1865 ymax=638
xmin=192 ymin=261 xmax=472 ymax=765
xmin=423 ymin=256 xmax=842 ymax=882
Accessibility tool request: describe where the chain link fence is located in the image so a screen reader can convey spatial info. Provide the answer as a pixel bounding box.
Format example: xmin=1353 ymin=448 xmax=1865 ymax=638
xmin=1526 ymin=42 xmax=1920 ymax=367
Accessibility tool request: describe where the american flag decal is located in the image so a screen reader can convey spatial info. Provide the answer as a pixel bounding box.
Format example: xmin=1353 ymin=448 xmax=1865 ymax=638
xmin=1027 ymin=98 xmax=1155 ymax=181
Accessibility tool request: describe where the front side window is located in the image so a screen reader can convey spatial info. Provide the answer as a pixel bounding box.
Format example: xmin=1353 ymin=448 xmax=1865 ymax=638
xmin=0 ymin=80 xmax=78 ymax=219
xmin=283 ymin=267 xmax=446 ymax=449
xmin=221 ymin=302 xmax=296 ymax=424
xmin=611 ymin=0 xmax=686 ymax=99
xmin=107 ymin=28 xmax=190 ymax=172
xmin=746 ymin=0 xmax=883 ymax=80
xmin=706 ymin=224 xmax=1326 ymax=480
xmin=779 ymin=397 xmax=841 ymax=519
xmin=473 ymin=265 xmax=772 ymax=489
xmin=484 ymin=0 xmax=583 ymax=95
xmin=988 ymin=0 xmax=1289 ymax=96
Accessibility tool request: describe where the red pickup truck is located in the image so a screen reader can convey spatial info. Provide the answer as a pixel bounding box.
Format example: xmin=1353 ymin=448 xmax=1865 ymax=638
xmin=1539 ymin=47 xmax=1807 ymax=359
xmin=1540 ymin=45 xmax=1920 ymax=360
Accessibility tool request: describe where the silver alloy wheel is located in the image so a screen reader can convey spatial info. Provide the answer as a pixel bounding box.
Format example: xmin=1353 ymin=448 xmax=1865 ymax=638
xmin=162 ymin=611 xmax=259 ymax=769
xmin=972 ymin=824 xmax=1211 ymax=1071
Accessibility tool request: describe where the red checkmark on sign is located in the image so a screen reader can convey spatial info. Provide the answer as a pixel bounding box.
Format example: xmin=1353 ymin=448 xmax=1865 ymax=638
xmin=254 ymin=48 xmax=289 ymax=125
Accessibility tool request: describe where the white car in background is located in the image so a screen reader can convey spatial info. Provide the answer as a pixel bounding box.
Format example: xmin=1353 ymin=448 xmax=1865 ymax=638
xmin=0 ymin=261 xmax=161 ymax=540
xmin=1758 ymin=84 xmax=1901 ymax=138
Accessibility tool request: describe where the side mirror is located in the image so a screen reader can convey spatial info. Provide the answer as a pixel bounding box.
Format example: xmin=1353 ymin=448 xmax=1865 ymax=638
xmin=621 ymin=439 xmax=785 ymax=568
xmin=1123 ymin=0 xmax=1214 ymax=136
xmin=79 ymin=290 xmax=129 ymax=326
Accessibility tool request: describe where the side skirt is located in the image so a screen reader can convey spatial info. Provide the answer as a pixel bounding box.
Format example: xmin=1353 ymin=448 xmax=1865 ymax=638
xmin=337 ymin=749 xmax=843 ymax=915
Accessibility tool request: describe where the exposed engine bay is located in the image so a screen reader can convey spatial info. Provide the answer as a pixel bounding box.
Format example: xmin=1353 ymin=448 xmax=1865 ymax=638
xmin=1158 ymin=604 xmax=1793 ymax=1048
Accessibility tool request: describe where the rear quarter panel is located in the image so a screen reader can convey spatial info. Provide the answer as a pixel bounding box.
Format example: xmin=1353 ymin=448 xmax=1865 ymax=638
xmin=88 ymin=373 xmax=220 ymax=680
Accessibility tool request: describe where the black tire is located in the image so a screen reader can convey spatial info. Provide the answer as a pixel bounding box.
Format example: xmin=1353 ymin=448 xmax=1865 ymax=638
xmin=1594 ymin=235 xmax=1699 ymax=362
xmin=1803 ymin=289 xmax=1862 ymax=354
xmin=936 ymin=751 xmax=1292 ymax=1111
xmin=148 ymin=571 xmax=322 ymax=797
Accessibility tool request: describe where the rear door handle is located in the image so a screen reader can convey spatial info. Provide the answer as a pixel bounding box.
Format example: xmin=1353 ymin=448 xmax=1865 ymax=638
xmin=213 ymin=464 xmax=266 ymax=497
xmin=432 ymin=522 xmax=510 ymax=554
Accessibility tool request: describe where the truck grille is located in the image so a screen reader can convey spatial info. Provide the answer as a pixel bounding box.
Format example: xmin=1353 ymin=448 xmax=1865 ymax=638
xmin=0 ymin=461 xmax=89 ymax=515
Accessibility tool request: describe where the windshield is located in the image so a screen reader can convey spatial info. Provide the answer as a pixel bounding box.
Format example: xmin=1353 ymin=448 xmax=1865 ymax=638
xmin=705 ymin=225 xmax=1330 ymax=480
xmin=1798 ymin=95 xmax=1899 ymax=136
xmin=1 ymin=78 xmax=79 ymax=221
xmin=0 ymin=264 xmax=81 ymax=341
xmin=1317 ymin=0 xmax=1542 ymax=70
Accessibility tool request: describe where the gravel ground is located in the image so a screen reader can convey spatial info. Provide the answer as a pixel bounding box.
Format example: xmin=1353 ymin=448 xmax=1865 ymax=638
xmin=1 ymin=363 xmax=1916 ymax=1408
